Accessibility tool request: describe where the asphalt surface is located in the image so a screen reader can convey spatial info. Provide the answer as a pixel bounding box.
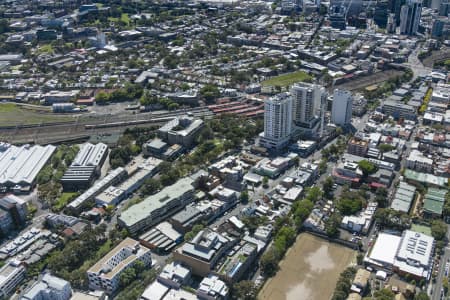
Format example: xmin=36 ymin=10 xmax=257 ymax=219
xmin=431 ymin=228 xmax=450 ymax=300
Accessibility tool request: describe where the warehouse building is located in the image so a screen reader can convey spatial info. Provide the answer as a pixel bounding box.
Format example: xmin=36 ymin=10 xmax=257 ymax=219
xmin=139 ymin=222 xmax=183 ymax=253
xmin=61 ymin=143 xmax=108 ymax=191
xmin=390 ymin=181 xmax=416 ymax=213
xmin=365 ymin=230 xmax=435 ymax=280
xmin=0 ymin=144 xmax=56 ymax=192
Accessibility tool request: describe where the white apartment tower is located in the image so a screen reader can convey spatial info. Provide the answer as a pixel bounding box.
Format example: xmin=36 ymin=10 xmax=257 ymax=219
xmin=290 ymin=82 xmax=327 ymax=129
xmin=259 ymin=93 xmax=293 ymax=151
xmin=331 ymin=89 xmax=353 ymax=126
xmin=400 ymin=0 xmax=422 ymax=35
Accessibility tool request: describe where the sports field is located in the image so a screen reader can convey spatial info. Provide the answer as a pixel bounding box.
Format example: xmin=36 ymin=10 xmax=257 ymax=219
xmin=259 ymin=233 xmax=356 ymax=300
xmin=261 ymin=71 xmax=312 ymax=87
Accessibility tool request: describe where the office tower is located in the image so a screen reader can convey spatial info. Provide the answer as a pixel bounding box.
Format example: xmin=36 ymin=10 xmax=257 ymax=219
xmin=389 ymin=0 xmax=405 ymax=25
xmin=440 ymin=0 xmax=450 ymax=16
xmin=329 ymin=5 xmax=347 ymax=29
xmin=387 ymin=13 xmax=397 ymax=32
xmin=291 ymin=82 xmax=327 ymax=128
xmin=400 ymin=0 xmax=423 ymax=35
xmin=374 ymin=0 xmax=390 ymax=28
xmin=431 ymin=0 xmax=442 ymax=9
xmin=330 ymin=0 xmax=364 ymax=16
xmin=259 ymin=93 xmax=293 ymax=151
xmin=432 ymin=18 xmax=444 ymax=37
xmin=331 ymin=89 xmax=353 ymax=126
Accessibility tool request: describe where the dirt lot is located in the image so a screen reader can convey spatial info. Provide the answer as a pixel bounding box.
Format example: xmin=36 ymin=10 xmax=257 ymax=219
xmin=422 ymin=48 xmax=450 ymax=68
xmin=259 ymin=233 xmax=356 ymax=300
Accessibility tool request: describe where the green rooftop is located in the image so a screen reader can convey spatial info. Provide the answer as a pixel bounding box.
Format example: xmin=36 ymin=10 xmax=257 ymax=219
xmin=423 ymin=198 xmax=444 ymax=215
xmin=404 ymin=169 xmax=448 ymax=188
xmin=423 ymin=188 xmax=447 ymax=216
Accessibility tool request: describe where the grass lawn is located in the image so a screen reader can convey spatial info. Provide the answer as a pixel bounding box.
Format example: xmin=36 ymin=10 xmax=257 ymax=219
xmin=121 ymin=13 xmax=130 ymax=25
xmin=261 ymin=71 xmax=312 ymax=87
xmin=53 ymin=192 xmax=79 ymax=212
xmin=411 ymin=224 xmax=432 ymax=236
xmin=0 ymin=103 xmax=72 ymax=126
xmin=108 ymin=13 xmax=130 ymax=25
xmin=37 ymin=44 xmax=54 ymax=55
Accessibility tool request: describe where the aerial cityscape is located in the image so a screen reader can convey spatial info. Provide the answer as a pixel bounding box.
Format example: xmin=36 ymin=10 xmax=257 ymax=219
xmin=0 ymin=0 xmax=448 ymax=299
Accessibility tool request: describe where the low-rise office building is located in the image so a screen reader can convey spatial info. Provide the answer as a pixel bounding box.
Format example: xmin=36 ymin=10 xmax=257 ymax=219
xmin=332 ymin=162 xmax=363 ymax=186
xmin=382 ymin=100 xmax=416 ymax=120
xmin=0 ymin=195 xmax=28 ymax=237
xmin=87 ymin=238 xmax=152 ymax=294
xmin=173 ymin=229 xmax=235 ymax=277
xmin=44 ymin=90 xmax=79 ymax=104
xmin=158 ymin=116 xmax=204 ymax=148
xmin=0 ymin=260 xmax=26 ymax=298
xmin=118 ymin=177 xmax=196 ymax=234
xmin=140 ymin=262 xmax=192 ymax=300
xmin=21 ymin=273 xmax=72 ymax=300
xmin=67 ymin=168 xmax=127 ymax=212
xmin=405 ymin=150 xmax=433 ymax=173
xmin=197 ymin=275 xmax=229 ymax=300
xmin=347 ymin=138 xmax=368 ymax=157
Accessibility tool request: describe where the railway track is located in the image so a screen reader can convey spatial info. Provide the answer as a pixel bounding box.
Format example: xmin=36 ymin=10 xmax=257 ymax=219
xmin=0 ymin=108 xmax=213 ymax=145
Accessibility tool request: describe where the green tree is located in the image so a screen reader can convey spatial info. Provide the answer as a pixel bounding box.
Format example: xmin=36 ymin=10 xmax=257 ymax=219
xmin=119 ymin=267 xmax=136 ymax=288
xmin=375 ymin=187 xmax=389 ymax=208
xmin=431 ymin=220 xmax=447 ymax=241
xmin=95 ymin=91 xmax=110 ymax=104
xmin=373 ymin=289 xmax=395 ymax=300
xmin=134 ymin=260 xmax=145 ymax=274
xmin=414 ymin=292 xmax=430 ymax=300
xmin=260 ymin=247 xmax=280 ymax=277
xmin=231 ymin=280 xmax=258 ymax=300
xmin=292 ymin=200 xmax=313 ymax=228
xmin=379 ymin=143 xmax=395 ymax=153
xmin=240 ymin=190 xmax=249 ymax=204
xmin=262 ymin=176 xmax=269 ymax=188
xmin=337 ymin=198 xmax=363 ymax=215
xmin=443 ymin=277 xmax=449 ymax=294
xmin=184 ymin=224 xmax=204 ymax=241
xmin=199 ymin=84 xmax=220 ymax=103
xmin=358 ymin=160 xmax=377 ymax=176
xmin=140 ymin=178 xmax=161 ymax=196
xmin=356 ymin=253 xmax=364 ymax=265
xmin=323 ymin=176 xmax=334 ymax=197
xmin=305 ymin=186 xmax=323 ymax=203
xmin=325 ymin=213 xmax=342 ymax=238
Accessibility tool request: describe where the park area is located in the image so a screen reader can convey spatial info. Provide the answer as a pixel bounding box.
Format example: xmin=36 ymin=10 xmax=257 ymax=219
xmin=0 ymin=103 xmax=72 ymax=127
xmin=261 ymin=71 xmax=312 ymax=88
xmin=259 ymin=233 xmax=356 ymax=300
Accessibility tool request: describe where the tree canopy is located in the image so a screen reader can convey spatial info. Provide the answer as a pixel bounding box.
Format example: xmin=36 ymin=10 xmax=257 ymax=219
xmin=358 ymin=160 xmax=378 ymax=176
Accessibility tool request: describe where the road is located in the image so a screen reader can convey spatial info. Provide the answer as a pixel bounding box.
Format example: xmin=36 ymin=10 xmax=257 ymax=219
xmin=431 ymin=227 xmax=450 ymax=300
xmin=406 ymin=45 xmax=433 ymax=80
